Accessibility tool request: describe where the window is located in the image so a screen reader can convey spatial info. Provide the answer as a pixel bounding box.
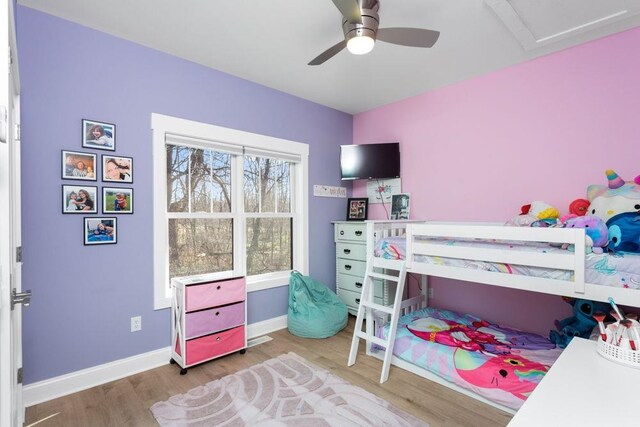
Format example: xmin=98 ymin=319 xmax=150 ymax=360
xmin=152 ymin=114 xmax=308 ymax=309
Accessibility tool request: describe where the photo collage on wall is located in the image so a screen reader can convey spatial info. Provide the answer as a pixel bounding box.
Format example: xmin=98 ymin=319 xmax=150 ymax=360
xmin=61 ymin=119 xmax=134 ymax=245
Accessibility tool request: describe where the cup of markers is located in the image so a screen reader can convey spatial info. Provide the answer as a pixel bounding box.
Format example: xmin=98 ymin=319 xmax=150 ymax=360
xmin=595 ymin=297 xmax=640 ymax=368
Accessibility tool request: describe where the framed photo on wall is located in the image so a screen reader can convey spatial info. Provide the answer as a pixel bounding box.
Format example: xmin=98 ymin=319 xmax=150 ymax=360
xmin=102 ymin=155 xmax=133 ymax=183
xmin=82 ymin=119 xmax=115 ymax=151
xmin=84 ymin=217 xmax=117 ymax=245
xmin=346 ymin=198 xmax=368 ymax=221
xmin=102 ymin=187 xmax=133 ymax=214
xmin=61 ymin=150 xmax=97 ymax=181
xmin=62 ymin=185 xmax=98 ymax=213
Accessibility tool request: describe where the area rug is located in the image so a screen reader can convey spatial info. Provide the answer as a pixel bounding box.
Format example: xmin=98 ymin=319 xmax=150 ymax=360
xmin=150 ymin=352 xmax=428 ymax=426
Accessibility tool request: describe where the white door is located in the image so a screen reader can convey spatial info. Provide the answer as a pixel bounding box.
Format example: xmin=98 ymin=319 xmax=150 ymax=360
xmin=1 ymin=1 xmax=25 ymax=425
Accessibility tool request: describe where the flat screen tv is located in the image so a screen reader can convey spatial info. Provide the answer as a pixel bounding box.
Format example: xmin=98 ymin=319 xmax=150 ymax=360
xmin=340 ymin=143 xmax=400 ymax=180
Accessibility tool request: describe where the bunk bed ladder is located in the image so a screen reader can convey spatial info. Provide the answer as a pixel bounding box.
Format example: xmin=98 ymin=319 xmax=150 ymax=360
xmin=347 ymin=257 xmax=407 ymax=383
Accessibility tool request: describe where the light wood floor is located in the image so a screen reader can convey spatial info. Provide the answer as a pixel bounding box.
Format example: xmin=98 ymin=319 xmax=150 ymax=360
xmin=25 ymin=317 xmax=513 ymax=427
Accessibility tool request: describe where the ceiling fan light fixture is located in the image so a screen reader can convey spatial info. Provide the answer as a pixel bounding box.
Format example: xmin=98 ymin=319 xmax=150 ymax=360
xmin=347 ymin=35 xmax=375 ymax=55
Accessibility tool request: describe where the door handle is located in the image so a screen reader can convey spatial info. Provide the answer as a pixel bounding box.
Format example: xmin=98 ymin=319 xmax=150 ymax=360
xmin=11 ymin=289 xmax=31 ymax=310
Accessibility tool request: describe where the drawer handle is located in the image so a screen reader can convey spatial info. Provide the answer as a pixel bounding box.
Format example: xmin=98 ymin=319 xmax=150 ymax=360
xmin=340 ymin=230 xmax=344 ymax=235
xmin=355 ymin=282 xmax=362 ymax=288
xmin=355 ymin=231 xmax=362 ymax=236
xmin=355 ymin=298 xmax=360 ymax=304
xmin=217 ymin=285 xmax=221 ymax=290
xmin=345 ymin=265 xmax=351 ymax=270
xmin=216 ymin=337 xmax=221 ymax=342
xmin=343 ymin=249 xmax=351 ymax=254
xmin=215 ymin=311 xmax=220 ymax=316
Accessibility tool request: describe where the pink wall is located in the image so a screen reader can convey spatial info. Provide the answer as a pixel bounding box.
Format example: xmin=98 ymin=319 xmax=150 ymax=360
xmin=353 ymin=27 xmax=640 ymax=336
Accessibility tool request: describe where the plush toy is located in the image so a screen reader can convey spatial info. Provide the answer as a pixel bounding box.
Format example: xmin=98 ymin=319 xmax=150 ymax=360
xmin=587 ymin=169 xmax=640 ymax=223
xmin=562 ymin=215 xmax=609 ymax=254
xmin=607 ymin=212 xmax=640 ymax=254
xmin=508 ymin=201 xmax=560 ymax=226
xmin=569 ymin=198 xmax=590 ymax=216
xmin=549 ymin=297 xmax=611 ymax=348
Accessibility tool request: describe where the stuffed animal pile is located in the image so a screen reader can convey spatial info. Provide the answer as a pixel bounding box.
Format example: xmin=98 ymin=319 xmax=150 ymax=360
xmin=508 ymin=169 xmax=640 ymax=255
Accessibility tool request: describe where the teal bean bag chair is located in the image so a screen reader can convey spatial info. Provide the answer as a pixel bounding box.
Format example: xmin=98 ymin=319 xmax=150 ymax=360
xmin=288 ymin=271 xmax=348 ymax=338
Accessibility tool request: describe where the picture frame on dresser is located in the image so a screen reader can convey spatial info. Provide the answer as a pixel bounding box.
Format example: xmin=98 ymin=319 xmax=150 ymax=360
xmin=346 ymin=197 xmax=368 ymax=221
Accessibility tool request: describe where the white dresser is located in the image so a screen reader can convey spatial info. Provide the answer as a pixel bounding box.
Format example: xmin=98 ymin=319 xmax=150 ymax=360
xmin=333 ymin=221 xmax=394 ymax=315
xmin=508 ymin=337 xmax=640 ymax=427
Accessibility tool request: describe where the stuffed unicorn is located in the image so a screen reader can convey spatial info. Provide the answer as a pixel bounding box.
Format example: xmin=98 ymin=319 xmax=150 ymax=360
xmin=587 ymin=170 xmax=640 ymax=223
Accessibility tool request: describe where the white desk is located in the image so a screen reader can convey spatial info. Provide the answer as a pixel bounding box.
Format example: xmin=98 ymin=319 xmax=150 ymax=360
xmin=509 ymin=337 xmax=640 ymax=427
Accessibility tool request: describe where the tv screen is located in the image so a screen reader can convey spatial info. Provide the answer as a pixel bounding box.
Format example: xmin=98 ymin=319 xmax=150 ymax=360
xmin=340 ymin=143 xmax=400 ymax=180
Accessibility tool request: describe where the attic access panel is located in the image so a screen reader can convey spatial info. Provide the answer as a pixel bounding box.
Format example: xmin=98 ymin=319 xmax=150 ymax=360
xmin=485 ymin=0 xmax=640 ymax=50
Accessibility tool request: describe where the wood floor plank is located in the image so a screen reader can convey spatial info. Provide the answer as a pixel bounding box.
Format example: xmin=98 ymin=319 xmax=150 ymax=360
xmin=25 ymin=317 xmax=513 ymax=427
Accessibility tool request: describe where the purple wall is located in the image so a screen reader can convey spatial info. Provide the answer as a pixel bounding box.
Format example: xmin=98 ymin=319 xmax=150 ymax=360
xmin=17 ymin=6 xmax=352 ymax=384
xmin=354 ymin=27 xmax=640 ymax=336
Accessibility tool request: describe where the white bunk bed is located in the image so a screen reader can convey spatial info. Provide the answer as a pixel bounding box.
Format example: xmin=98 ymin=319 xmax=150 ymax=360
xmin=350 ymin=220 xmax=640 ymax=414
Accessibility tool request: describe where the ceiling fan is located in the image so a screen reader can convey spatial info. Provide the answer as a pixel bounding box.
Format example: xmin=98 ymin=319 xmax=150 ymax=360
xmin=308 ymin=0 xmax=440 ymax=66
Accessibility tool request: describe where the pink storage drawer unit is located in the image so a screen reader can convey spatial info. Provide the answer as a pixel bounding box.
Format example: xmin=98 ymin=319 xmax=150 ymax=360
xmin=185 ymin=277 xmax=245 ymax=312
xmin=171 ymin=276 xmax=247 ymax=374
xmin=185 ymin=301 xmax=245 ymax=339
xmin=185 ymin=326 xmax=245 ymax=366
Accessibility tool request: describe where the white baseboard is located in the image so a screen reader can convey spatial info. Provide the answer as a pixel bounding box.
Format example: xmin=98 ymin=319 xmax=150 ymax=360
xmin=23 ymin=315 xmax=288 ymax=407
xmin=246 ymin=314 xmax=287 ymax=338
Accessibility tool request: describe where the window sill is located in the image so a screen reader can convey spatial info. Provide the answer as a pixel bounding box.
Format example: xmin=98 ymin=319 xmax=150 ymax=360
xmin=247 ymin=272 xmax=291 ymax=293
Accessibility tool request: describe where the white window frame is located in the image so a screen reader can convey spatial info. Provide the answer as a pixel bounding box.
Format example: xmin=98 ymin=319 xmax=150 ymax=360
xmin=152 ymin=113 xmax=309 ymax=310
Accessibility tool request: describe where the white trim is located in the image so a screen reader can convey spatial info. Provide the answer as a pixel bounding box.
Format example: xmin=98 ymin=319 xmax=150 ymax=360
xmin=151 ymin=113 xmax=309 ymax=310
xmin=22 ymin=347 xmax=171 ymax=408
xmin=246 ymin=314 xmax=288 ymax=338
xmin=23 ymin=315 xmax=288 ymax=407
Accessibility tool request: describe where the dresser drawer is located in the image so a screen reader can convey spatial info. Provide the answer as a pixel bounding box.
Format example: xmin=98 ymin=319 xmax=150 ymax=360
xmin=338 ymin=288 xmax=382 ymax=310
xmin=335 ymin=223 xmax=367 ymax=242
xmin=337 ymin=274 xmax=383 ymax=299
xmin=337 ymin=259 xmax=366 ymax=278
xmin=185 ymin=301 xmax=245 ymax=339
xmin=336 ymin=242 xmax=366 ymax=261
xmin=185 ymin=325 xmax=245 ymax=366
xmin=185 ymin=277 xmax=245 ymax=312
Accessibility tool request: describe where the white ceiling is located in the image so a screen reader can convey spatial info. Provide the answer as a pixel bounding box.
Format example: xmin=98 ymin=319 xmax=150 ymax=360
xmin=18 ymin=0 xmax=640 ymax=114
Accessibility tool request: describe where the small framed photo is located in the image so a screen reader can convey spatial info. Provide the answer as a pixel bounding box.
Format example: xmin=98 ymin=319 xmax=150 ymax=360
xmin=391 ymin=193 xmax=411 ymax=220
xmin=82 ymin=119 xmax=115 ymax=151
xmin=62 ymin=185 xmax=98 ymax=214
xmin=346 ymin=198 xmax=368 ymax=221
xmin=84 ymin=217 xmax=117 ymax=245
xmin=62 ymin=150 xmax=97 ymax=181
xmin=102 ymin=155 xmax=133 ymax=183
xmin=102 ymin=187 xmax=133 ymax=214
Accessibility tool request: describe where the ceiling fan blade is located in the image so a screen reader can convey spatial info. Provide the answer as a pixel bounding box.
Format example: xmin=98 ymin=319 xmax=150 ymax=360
xmin=308 ymin=40 xmax=347 ymax=66
xmin=377 ymin=27 xmax=440 ymax=48
xmin=331 ymin=0 xmax=362 ymax=23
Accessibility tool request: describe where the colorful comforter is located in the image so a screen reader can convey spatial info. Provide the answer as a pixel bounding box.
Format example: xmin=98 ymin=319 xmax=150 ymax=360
xmin=376 ymin=307 xmax=562 ymax=410
xmin=375 ymin=236 xmax=640 ymax=290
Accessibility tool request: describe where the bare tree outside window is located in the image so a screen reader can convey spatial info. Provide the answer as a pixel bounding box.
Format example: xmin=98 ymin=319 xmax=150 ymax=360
xmin=166 ymin=145 xmax=233 ymax=280
xmin=166 ymin=147 xmax=294 ymax=280
xmin=244 ymin=156 xmax=292 ymax=275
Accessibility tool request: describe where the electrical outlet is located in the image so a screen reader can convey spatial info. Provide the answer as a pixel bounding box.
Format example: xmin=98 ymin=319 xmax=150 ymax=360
xmin=131 ymin=316 xmax=142 ymax=332
xmin=428 ymin=287 xmax=434 ymax=299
